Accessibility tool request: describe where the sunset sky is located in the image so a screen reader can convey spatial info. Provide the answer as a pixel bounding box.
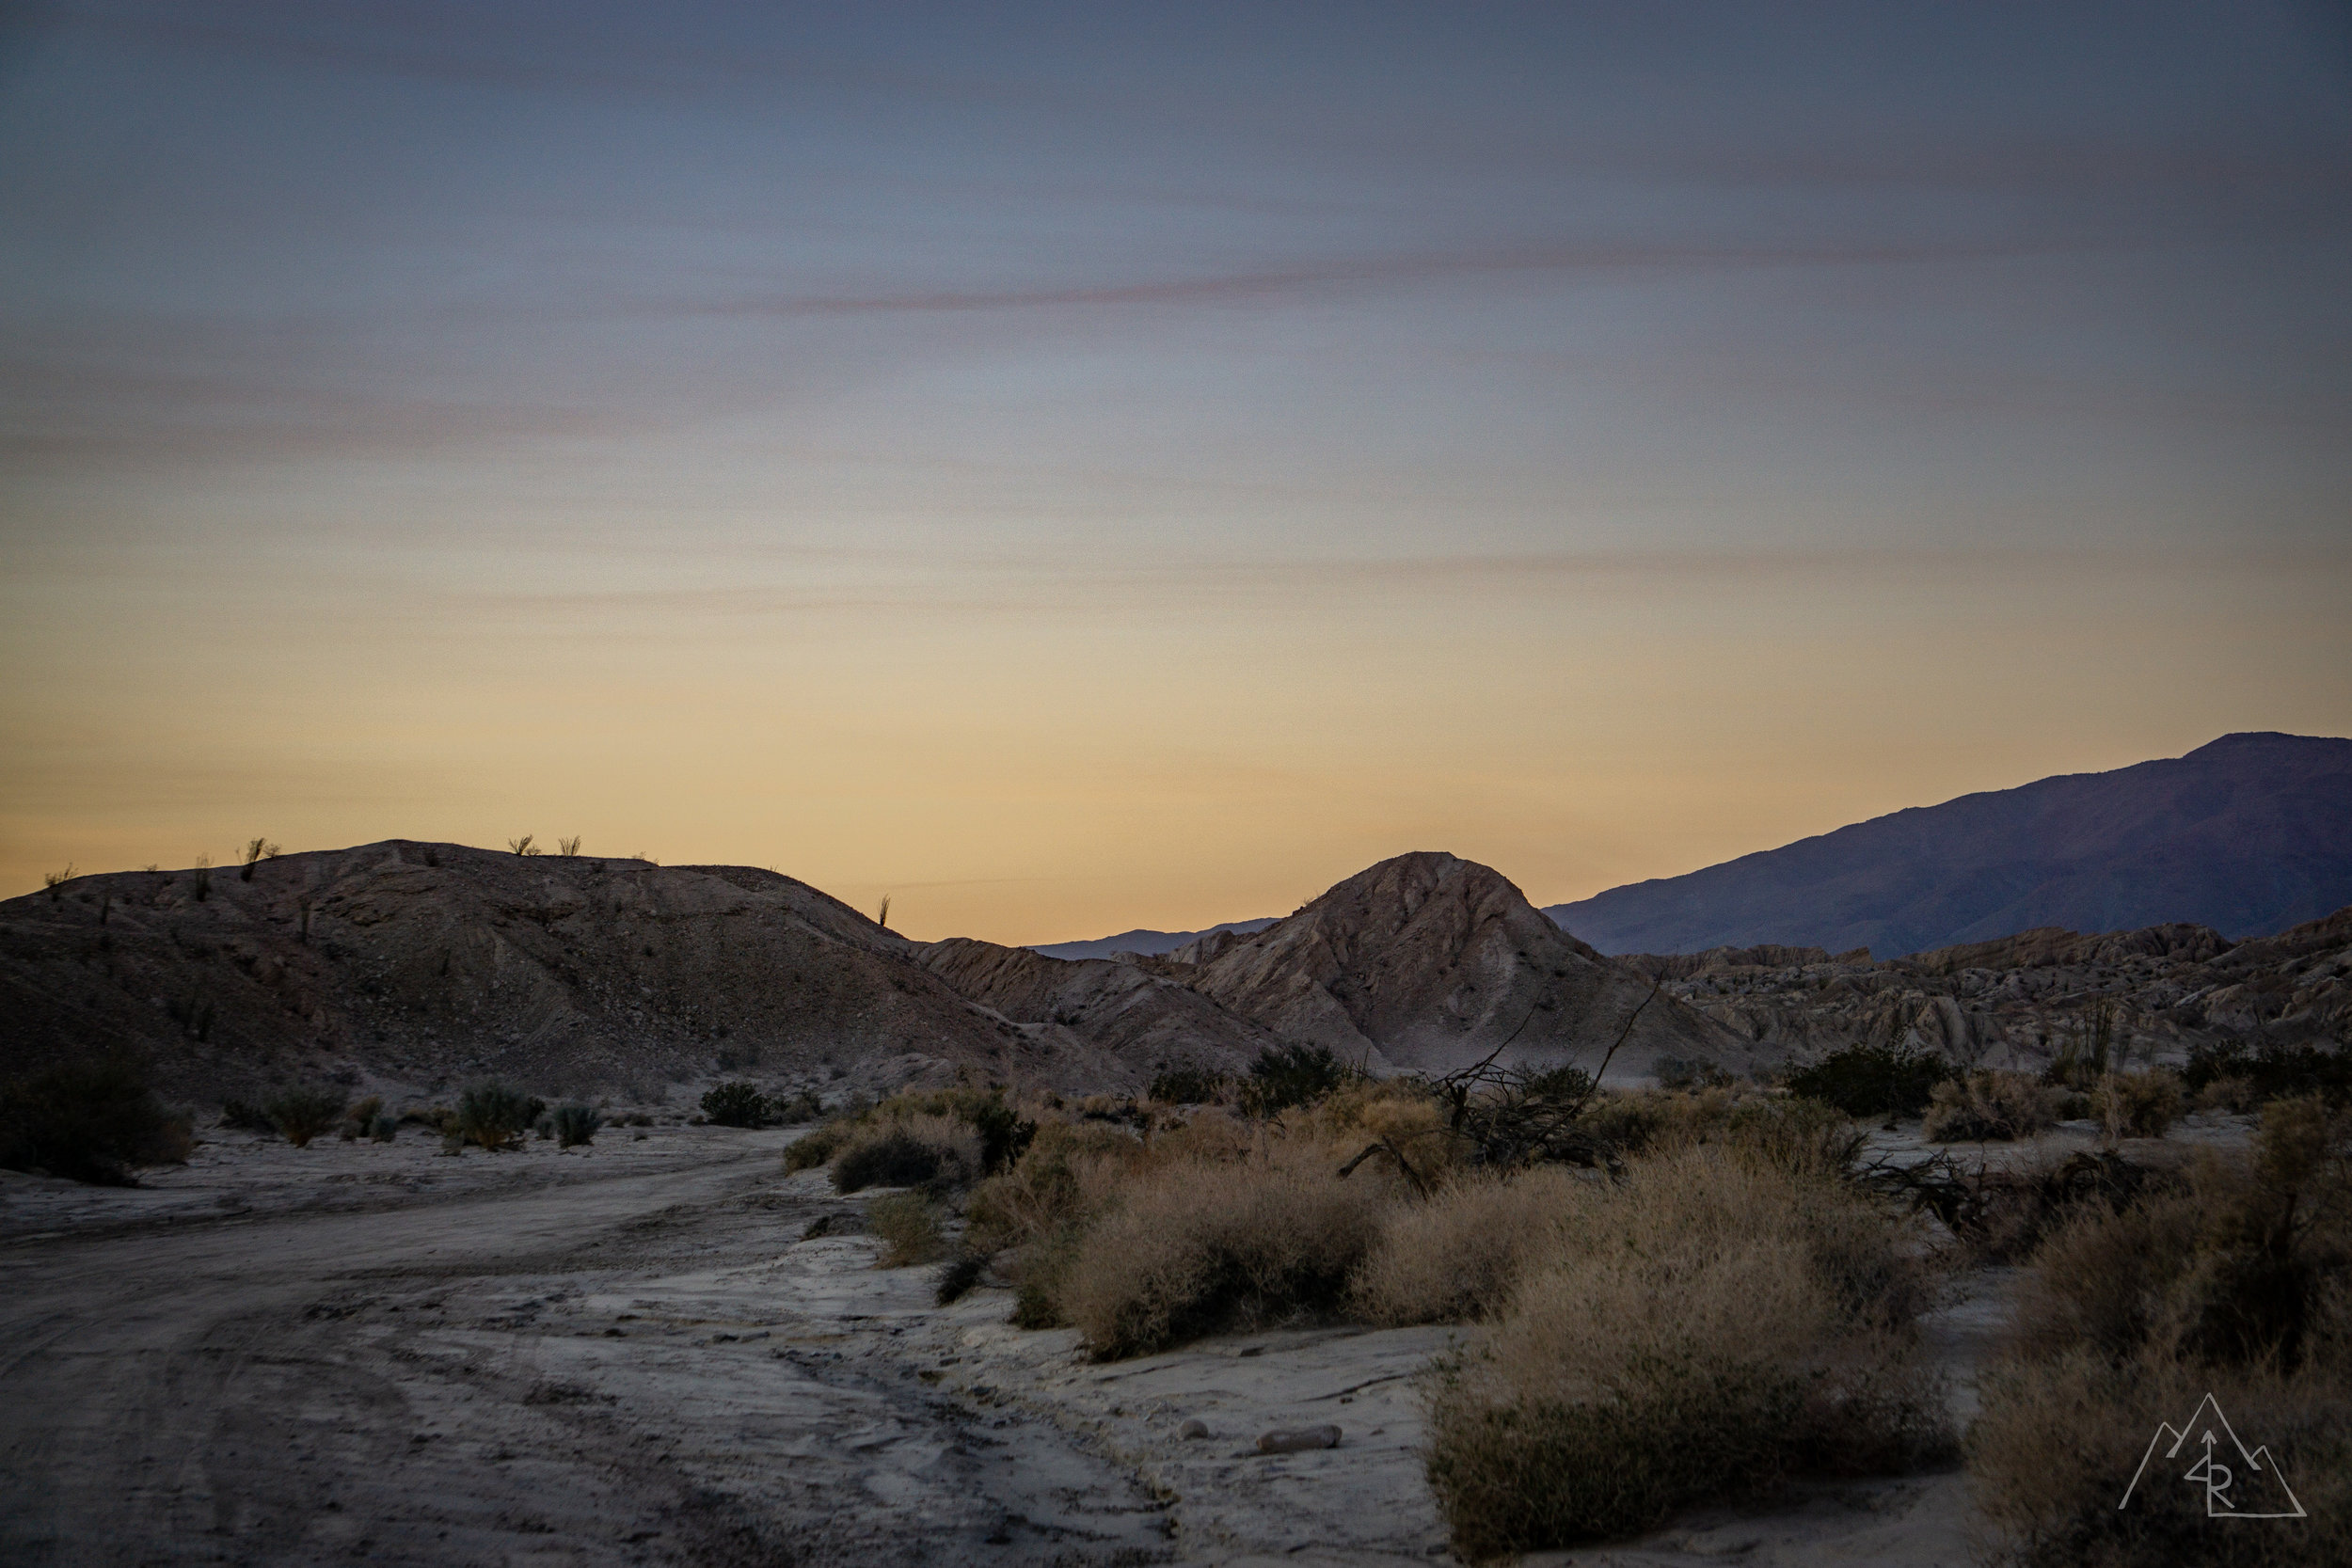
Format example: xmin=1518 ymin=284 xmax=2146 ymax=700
xmin=4 ymin=2 xmax=2349 ymax=943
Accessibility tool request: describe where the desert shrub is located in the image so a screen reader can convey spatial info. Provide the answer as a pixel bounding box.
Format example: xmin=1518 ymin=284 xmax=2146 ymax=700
xmin=700 ymin=1082 xmax=772 ymax=1128
xmin=1423 ymin=1146 xmax=1948 ymax=1557
xmin=264 ymin=1086 xmax=348 ymax=1148
xmin=450 ymin=1083 xmax=539 ymax=1151
xmin=1239 ymin=1042 xmax=1355 ymax=1117
xmin=967 ymin=1092 xmax=1038 ymax=1175
xmin=866 ymin=1191 xmax=945 ymax=1267
xmin=1970 ymin=1354 xmax=2350 ymax=1568
xmin=962 ymin=1118 xmax=1145 ymax=1256
xmin=1353 ymin=1165 xmax=1595 ymax=1325
xmin=368 ymin=1115 xmax=397 ymax=1143
xmin=1722 ymin=1096 xmax=1869 ymax=1180
xmin=1924 ymin=1070 xmax=2066 ymax=1142
xmin=552 ymin=1104 xmax=601 ymax=1148
xmin=1574 ymin=1089 xmax=1669 ymax=1154
xmin=1970 ymin=1098 xmax=2352 ymax=1565
xmin=2184 ymin=1040 xmax=2352 ymax=1109
xmin=338 ymin=1096 xmax=383 ymax=1142
xmin=832 ymin=1115 xmax=982 ymax=1195
xmin=219 ymin=1100 xmax=276 ymax=1133
xmin=1057 ymin=1147 xmax=1397 ymax=1357
xmin=784 ymin=1117 xmax=854 ymax=1173
xmin=1289 ymin=1078 xmax=1461 ymax=1184
xmin=936 ymin=1251 xmax=987 ymax=1306
xmin=1786 ymin=1041 xmax=1953 ymax=1118
xmin=0 ymin=1058 xmax=193 ymax=1185
xmin=1149 ymin=1065 xmax=1231 ymax=1104
xmin=2090 ymin=1069 xmax=2184 ymax=1139
xmin=773 ymin=1089 xmax=824 ymax=1124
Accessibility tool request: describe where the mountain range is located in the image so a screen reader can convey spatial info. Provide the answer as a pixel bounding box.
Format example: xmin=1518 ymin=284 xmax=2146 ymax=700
xmin=1542 ymin=732 xmax=2351 ymax=957
xmin=1028 ymin=920 xmax=1277 ymax=961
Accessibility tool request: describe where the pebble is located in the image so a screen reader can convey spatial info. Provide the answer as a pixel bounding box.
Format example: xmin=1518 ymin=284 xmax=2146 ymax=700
xmin=1256 ymin=1424 xmax=1341 ymax=1454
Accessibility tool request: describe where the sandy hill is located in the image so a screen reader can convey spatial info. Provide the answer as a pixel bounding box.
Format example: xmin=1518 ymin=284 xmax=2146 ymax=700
xmin=0 ymin=841 xmax=1116 ymax=1105
xmin=1547 ymin=732 xmax=2352 ymax=956
xmin=1164 ymin=851 xmax=1746 ymax=1077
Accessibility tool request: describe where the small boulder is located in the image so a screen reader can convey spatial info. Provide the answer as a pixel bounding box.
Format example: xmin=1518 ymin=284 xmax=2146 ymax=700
xmin=1256 ymin=1424 xmax=1341 ymax=1454
xmin=1177 ymin=1418 xmax=1209 ymax=1440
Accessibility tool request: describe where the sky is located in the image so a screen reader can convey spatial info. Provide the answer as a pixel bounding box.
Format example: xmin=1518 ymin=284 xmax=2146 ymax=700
xmin=3 ymin=1 xmax=2349 ymax=943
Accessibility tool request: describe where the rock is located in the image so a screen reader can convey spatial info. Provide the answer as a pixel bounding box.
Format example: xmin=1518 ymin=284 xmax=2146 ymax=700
xmin=1256 ymin=1424 xmax=1341 ymax=1454
xmin=1177 ymin=1418 xmax=1209 ymax=1440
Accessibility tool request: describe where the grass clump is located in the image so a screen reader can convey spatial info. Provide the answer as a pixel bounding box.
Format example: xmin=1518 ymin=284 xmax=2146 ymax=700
xmin=2090 ymin=1069 xmax=2184 ymax=1139
xmin=786 ymin=1083 xmax=1035 ymax=1191
xmin=783 ymin=1117 xmax=853 ymax=1174
xmin=0 ymin=1058 xmax=193 ymax=1185
xmin=1923 ymin=1070 xmax=2066 ymax=1143
xmin=1423 ymin=1145 xmax=1948 ymax=1558
xmin=833 ymin=1115 xmax=982 ymax=1194
xmin=1968 ymin=1096 xmax=2352 ymax=1565
xmin=1058 ymin=1144 xmax=1394 ymax=1357
xmin=552 ymin=1104 xmax=601 ymax=1148
xmin=1353 ymin=1164 xmax=1593 ymax=1325
xmin=866 ymin=1191 xmax=945 ymax=1266
xmin=701 ymin=1082 xmax=773 ymax=1128
xmin=263 ymin=1086 xmax=348 ymax=1148
xmin=449 ymin=1083 xmax=541 ymax=1151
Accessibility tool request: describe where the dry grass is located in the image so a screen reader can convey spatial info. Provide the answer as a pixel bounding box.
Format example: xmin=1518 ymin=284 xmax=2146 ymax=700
xmin=832 ymin=1113 xmax=982 ymax=1194
xmin=1969 ymin=1097 xmax=2352 ymax=1566
xmin=2090 ymin=1069 xmax=2185 ymax=1139
xmin=1353 ymin=1165 xmax=1596 ymax=1325
xmin=1423 ymin=1145 xmax=1948 ymax=1558
xmin=1057 ymin=1134 xmax=1401 ymax=1357
xmin=866 ymin=1192 xmax=946 ymax=1267
xmin=1924 ymin=1070 xmax=2066 ymax=1143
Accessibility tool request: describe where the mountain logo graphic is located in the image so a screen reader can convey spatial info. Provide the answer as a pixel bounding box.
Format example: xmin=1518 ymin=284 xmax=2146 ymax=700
xmin=2119 ymin=1393 xmax=2306 ymax=1519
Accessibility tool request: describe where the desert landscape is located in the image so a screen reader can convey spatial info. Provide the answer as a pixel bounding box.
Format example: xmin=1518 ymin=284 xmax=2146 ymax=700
xmin=7 ymin=750 xmax=2351 ymax=1564
xmin=7 ymin=6 xmax=2351 ymax=1565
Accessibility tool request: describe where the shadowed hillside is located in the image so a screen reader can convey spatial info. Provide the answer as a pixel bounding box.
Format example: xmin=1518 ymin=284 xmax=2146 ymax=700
xmin=0 ymin=841 xmax=1114 ymax=1103
xmin=1547 ymin=732 xmax=2352 ymax=956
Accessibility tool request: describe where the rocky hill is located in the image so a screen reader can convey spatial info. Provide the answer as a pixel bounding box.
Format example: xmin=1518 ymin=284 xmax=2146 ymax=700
xmin=1618 ymin=906 xmax=2352 ymax=1070
xmin=1162 ymin=851 xmax=1747 ymax=1078
xmin=1546 ymin=732 xmax=2352 ymax=956
xmin=914 ymin=939 xmax=1280 ymax=1081
xmin=0 ymin=842 xmax=1114 ymax=1106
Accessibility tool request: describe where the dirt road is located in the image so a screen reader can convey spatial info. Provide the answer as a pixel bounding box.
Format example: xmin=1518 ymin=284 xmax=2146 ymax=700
xmin=0 ymin=1132 xmax=1169 ymax=1568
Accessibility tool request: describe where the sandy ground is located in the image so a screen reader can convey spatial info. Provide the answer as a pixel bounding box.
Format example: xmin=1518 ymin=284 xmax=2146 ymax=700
xmin=1 ymin=1115 xmax=2256 ymax=1567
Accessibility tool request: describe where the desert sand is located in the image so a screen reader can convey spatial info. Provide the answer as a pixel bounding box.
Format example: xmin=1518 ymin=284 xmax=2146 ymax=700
xmin=8 ymin=1111 xmax=2231 ymax=1567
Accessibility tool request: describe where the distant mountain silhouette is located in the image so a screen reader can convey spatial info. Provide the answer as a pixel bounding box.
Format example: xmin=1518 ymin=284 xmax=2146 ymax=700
xmin=1028 ymin=919 xmax=1276 ymax=961
xmin=1545 ymin=733 xmax=2352 ymax=958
